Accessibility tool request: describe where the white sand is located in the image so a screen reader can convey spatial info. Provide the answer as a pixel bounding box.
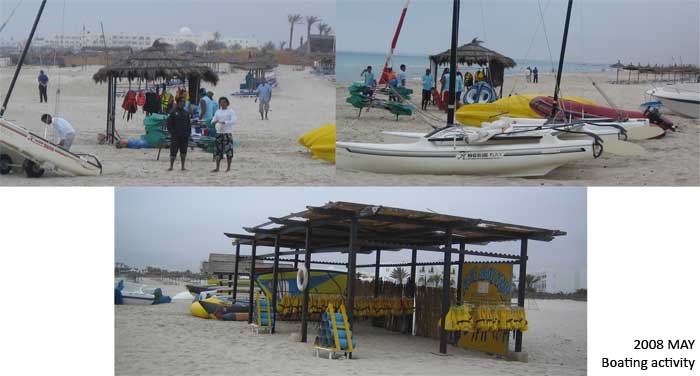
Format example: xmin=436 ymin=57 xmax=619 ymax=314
xmin=115 ymin=290 xmax=586 ymax=376
xmin=336 ymin=72 xmax=699 ymax=186
xmin=0 ymin=65 xmax=335 ymax=185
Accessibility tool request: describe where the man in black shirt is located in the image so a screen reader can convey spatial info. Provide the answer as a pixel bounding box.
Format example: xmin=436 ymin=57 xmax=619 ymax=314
xmin=166 ymin=96 xmax=192 ymax=171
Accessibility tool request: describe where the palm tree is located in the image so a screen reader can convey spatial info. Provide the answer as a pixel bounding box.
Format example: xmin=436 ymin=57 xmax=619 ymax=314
xmin=525 ymin=274 xmax=543 ymax=294
xmin=279 ymin=41 xmax=287 ymax=50
xmin=428 ymin=273 xmax=442 ymax=288
xmin=262 ymin=41 xmax=275 ymax=51
xmin=287 ymin=14 xmax=303 ymax=50
xmin=322 ymin=26 xmax=332 ymax=36
xmin=390 ymin=267 xmax=409 ymax=285
xmin=316 ymin=22 xmax=326 ymax=34
xmin=305 ymin=16 xmax=320 ymax=53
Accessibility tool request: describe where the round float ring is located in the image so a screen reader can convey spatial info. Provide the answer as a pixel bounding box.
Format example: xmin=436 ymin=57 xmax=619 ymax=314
xmin=296 ymin=265 xmax=309 ymax=291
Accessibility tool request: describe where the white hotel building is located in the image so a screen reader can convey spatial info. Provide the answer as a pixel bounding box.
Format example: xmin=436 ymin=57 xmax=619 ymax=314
xmin=31 ymin=27 xmax=259 ymax=50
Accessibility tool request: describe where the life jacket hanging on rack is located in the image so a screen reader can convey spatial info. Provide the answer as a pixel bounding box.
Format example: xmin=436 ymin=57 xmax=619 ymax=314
xmin=121 ymin=90 xmax=138 ymax=121
xmin=161 ymin=92 xmax=173 ymax=113
xmin=136 ymin=90 xmax=146 ymax=107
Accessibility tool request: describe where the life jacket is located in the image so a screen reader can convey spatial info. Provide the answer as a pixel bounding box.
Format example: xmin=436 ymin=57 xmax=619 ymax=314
xmin=475 ymin=71 xmax=485 ymax=82
xmin=121 ymin=90 xmax=138 ymax=121
xmin=144 ymin=92 xmax=160 ymax=114
xmin=136 ymin=90 xmax=146 ymax=107
xmin=161 ymin=92 xmax=173 ymax=113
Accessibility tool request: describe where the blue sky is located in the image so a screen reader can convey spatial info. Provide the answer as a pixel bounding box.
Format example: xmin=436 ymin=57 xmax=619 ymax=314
xmin=337 ymin=0 xmax=700 ymax=65
xmin=115 ymin=187 xmax=587 ymax=288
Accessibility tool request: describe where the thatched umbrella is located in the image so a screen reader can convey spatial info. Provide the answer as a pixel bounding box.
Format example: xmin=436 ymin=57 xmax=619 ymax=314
xmin=93 ymin=41 xmax=219 ymax=144
xmin=610 ymin=60 xmax=624 ymax=83
xmin=622 ymin=63 xmax=638 ymax=83
xmin=429 ymin=38 xmax=516 ymax=95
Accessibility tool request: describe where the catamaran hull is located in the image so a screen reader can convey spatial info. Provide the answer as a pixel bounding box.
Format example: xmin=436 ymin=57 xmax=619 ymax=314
xmin=0 ymin=118 xmax=101 ymax=176
xmin=337 ymin=138 xmax=594 ymax=177
xmin=650 ymin=95 xmax=699 ymax=119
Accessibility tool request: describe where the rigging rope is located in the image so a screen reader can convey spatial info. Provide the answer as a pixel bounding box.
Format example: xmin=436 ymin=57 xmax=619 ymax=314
xmin=0 ymin=0 xmax=22 ymax=33
xmin=508 ymin=0 xmax=551 ymax=98
xmin=53 ymin=0 xmax=66 ymax=117
xmin=537 ymin=0 xmax=556 ymax=74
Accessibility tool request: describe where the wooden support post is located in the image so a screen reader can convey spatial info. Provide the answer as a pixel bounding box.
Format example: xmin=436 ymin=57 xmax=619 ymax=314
xmin=515 ymin=237 xmax=528 ymax=352
xmin=373 ymin=249 xmax=381 ymax=298
xmin=409 ymin=248 xmax=418 ymax=335
xmin=232 ymin=243 xmax=240 ymax=301
xmin=300 ymin=225 xmax=312 ymax=342
xmin=247 ymin=239 xmax=257 ymax=324
xmin=293 ymin=248 xmax=299 ymax=270
xmin=456 ymin=242 xmax=465 ymax=305
xmin=271 ymin=234 xmax=280 ymax=334
xmin=346 ymin=217 xmax=358 ymax=331
xmin=439 ymin=227 xmax=453 ymax=354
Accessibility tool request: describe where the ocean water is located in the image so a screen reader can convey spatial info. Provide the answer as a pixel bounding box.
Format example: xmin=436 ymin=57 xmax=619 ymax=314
xmin=337 ymin=51 xmax=610 ymax=84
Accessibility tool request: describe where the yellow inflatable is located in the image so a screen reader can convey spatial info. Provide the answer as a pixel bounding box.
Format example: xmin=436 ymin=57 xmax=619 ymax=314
xmin=455 ymin=94 xmax=596 ymax=127
xmin=190 ymin=297 xmax=226 ymax=319
xmin=298 ymin=123 xmax=335 ymax=163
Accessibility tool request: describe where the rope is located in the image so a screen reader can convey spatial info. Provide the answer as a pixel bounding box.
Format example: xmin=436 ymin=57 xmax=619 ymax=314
xmin=537 ymin=0 xmax=556 ymax=73
xmin=508 ymin=0 xmax=552 ymax=98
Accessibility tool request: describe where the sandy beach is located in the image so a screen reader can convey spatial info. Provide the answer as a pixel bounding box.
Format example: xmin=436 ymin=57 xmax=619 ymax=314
xmin=115 ymin=278 xmax=585 ymax=376
xmin=336 ymin=71 xmax=699 ymax=186
xmin=0 ymin=65 xmax=335 ymax=186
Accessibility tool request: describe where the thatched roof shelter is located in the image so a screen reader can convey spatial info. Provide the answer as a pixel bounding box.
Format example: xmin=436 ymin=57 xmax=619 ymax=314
xmin=228 ymin=52 xmax=278 ymax=71
xmin=92 ymin=41 xmax=219 ymax=84
xmin=610 ymin=60 xmax=624 ymax=69
xmin=429 ymin=38 xmax=516 ymax=89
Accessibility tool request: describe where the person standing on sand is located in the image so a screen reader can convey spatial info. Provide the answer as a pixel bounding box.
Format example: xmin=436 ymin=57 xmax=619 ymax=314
xmin=455 ymin=71 xmax=464 ymax=106
xmin=421 ymin=69 xmax=433 ymax=110
xmin=526 ymin=66 xmax=532 ymax=83
xmin=256 ymin=78 xmax=272 ymax=120
xmin=533 ymin=67 xmax=539 ymax=83
xmin=361 ymin=66 xmax=376 ymax=95
xmin=38 ymin=70 xmax=49 ymax=103
xmin=41 ymin=114 xmax=75 ymax=151
xmin=397 ymin=64 xmax=407 ymax=87
xmin=166 ymin=96 xmax=192 ymax=171
xmin=464 ymin=71 xmax=474 ymax=90
xmin=210 ymin=97 xmax=237 ymax=173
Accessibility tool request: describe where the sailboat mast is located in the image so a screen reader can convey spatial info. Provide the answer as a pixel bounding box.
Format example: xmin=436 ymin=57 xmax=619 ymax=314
xmin=0 ymin=0 xmax=48 ymax=117
xmin=550 ymin=0 xmax=574 ymax=120
xmin=379 ymin=0 xmax=410 ymax=84
xmin=446 ymin=0 xmax=460 ymax=125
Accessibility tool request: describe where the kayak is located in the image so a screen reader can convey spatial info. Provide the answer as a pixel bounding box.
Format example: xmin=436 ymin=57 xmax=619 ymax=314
xmin=454 ymin=94 xmax=595 ymax=126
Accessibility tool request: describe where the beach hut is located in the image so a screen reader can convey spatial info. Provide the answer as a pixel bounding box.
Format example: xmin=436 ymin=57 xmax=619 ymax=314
xmin=224 ymin=201 xmax=566 ymax=357
xmin=428 ymin=38 xmax=516 ymax=98
xmin=92 ymin=41 xmax=219 ymax=144
xmin=622 ymin=63 xmax=638 ymax=83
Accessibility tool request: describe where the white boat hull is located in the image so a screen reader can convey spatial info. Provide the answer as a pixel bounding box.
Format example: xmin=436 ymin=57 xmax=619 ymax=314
xmin=120 ymin=293 xmax=155 ymax=305
xmin=337 ymin=134 xmax=594 ymax=177
xmin=0 ymin=118 xmax=101 ymax=176
xmin=647 ymin=86 xmax=700 ymax=118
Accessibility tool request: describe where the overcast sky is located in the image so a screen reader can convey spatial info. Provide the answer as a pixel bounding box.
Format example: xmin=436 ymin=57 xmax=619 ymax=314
xmin=115 ymin=187 xmax=586 ymax=286
xmin=337 ymin=0 xmax=700 ymax=65
xmin=0 ymin=0 xmax=335 ymax=44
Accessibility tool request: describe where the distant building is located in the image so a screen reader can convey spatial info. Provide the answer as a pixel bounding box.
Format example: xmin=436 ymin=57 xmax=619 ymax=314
xmin=31 ymin=29 xmax=259 ymax=51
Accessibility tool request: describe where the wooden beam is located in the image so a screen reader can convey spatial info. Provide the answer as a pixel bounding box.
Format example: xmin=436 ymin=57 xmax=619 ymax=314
xmin=271 ymin=235 xmax=280 ymax=334
xmin=232 ymin=243 xmax=240 ymax=301
xmin=515 ymin=237 xmax=528 ymax=352
xmin=439 ymin=226 xmax=453 ymax=354
xmin=456 ymin=242 xmax=465 ymax=305
xmin=300 ymin=224 xmax=312 ymax=343
xmin=346 ymin=216 xmax=358 ymax=333
xmin=247 ymin=238 xmax=257 ymax=324
xmin=374 ymin=249 xmax=381 ymax=298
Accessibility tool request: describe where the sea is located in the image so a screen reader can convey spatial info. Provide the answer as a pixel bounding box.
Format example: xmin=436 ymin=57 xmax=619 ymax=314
xmin=337 ymin=51 xmax=610 ymax=84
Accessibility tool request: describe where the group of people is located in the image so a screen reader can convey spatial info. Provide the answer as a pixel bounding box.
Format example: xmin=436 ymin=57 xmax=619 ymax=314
xmin=166 ymin=76 xmax=273 ymax=172
xmin=35 ymin=70 xmax=273 ymax=174
xmin=419 ymin=67 xmax=491 ymax=110
xmin=359 ymin=64 xmax=408 ymax=95
xmin=525 ymin=66 xmax=539 ymax=83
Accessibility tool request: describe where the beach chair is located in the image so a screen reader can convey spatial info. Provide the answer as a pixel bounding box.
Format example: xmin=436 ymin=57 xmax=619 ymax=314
xmin=313 ymin=303 xmax=356 ymax=359
xmin=251 ymin=291 xmax=273 ymax=336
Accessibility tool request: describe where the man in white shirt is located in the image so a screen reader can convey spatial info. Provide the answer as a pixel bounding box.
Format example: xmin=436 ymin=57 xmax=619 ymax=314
xmin=41 ymin=114 xmax=75 ymax=151
xmin=397 ymin=64 xmax=407 ymax=87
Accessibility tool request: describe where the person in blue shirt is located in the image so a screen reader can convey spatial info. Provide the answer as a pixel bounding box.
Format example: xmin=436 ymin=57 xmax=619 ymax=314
xmin=38 ymin=70 xmax=49 ymax=103
xmin=455 ymin=71 xmax=464 ymax=106
xmin=421 ymin=69 xmax=433 ymax=110
xmin=360 ymin=66 xmax=376 ymax=95
xmin=256 ymin=78 xmax=273 ymax=120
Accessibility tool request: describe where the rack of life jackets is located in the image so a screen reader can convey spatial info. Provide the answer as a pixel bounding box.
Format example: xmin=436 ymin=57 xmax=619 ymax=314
xmin=119 ymin=80 xmax=191 ymax=122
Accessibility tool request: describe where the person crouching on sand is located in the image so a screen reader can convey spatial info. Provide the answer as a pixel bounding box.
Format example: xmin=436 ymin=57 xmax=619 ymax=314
xmin=166 ymin=96 xmax=192 ymax=171
xmin=256 ymin=78 xmax=272 ymax=120
xmin=210 ymin=97 xmax=237 ymax=172
xmin=41 ymin=113 xmax=75 ymax=151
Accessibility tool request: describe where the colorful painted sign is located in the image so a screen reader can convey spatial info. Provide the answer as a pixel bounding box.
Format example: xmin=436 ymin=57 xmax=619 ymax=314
xmin=458 ymin=263 xmax=513 ymax=356
xmin=255 ymin=269 xmax=347 ymax=298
